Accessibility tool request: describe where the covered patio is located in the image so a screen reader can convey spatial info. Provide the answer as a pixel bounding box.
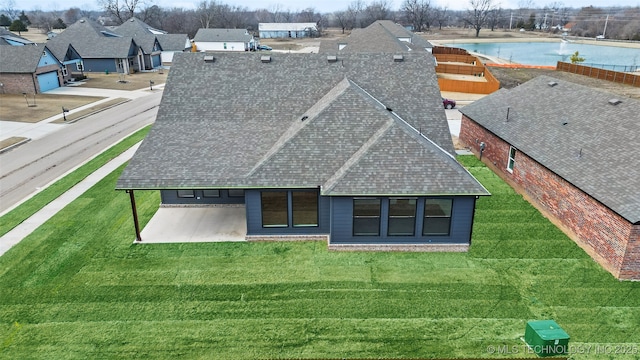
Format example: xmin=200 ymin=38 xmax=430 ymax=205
xmin=138 ymin=206 xmax=247 ymax=243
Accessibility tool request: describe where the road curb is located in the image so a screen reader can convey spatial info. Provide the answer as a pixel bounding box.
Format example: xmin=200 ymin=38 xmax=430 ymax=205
xmin=0 ymin=138 xmax=31 ymax=154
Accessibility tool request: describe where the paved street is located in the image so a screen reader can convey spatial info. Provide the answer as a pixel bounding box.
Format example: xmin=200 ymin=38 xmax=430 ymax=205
xmin=0 ymin=89 xmax=161 ymax=214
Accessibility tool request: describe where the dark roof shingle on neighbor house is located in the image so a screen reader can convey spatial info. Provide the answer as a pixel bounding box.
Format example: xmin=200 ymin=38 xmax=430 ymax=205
xmin=111 ymin=18 xmax=161 ymax=54
xmin=460 ymin=75 xmax=640 ymax=223
xmin=320 ymin=20 xmax=433 ymax=54
xmin=0 ymin=44 xmax=57 ymax=73
xmin=117 ymin=52 xmax=488 ymax=197
xmin=193 ymin=28 xmax=253 ymax=43
xmin=45 ymin=18 xmax=137 ymax=60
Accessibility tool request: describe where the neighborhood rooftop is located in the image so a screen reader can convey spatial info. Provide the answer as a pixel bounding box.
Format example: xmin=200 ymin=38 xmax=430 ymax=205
xmin=460 ymin=75 xmax=640 ymax=223
xmin=117 ymin=52 xmax=487 ymax=197
xmin=193 ymin=28 xmax=253 ymax=43
xmin=0 ymin=44 xmax=55 ymax=73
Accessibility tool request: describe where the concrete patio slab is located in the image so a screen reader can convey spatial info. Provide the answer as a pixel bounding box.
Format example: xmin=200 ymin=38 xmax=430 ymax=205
xmin=138 ymin=206 xmax=247 ymax=243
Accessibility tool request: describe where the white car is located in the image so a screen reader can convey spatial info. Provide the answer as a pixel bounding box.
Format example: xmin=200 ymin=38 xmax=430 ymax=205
xmin=596 ymin=35 xmax=605 ymax=39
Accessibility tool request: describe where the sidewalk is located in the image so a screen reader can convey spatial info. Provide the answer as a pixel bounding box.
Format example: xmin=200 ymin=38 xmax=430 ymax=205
xmin=0 ymin=84 xmax=165 ymax=141
xmin=0 ymin=143 xmax=140 ymax=256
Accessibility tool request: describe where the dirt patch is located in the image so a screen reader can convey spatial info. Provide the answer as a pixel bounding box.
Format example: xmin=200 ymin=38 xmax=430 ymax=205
xmin=78 ymin=70 xmax=169 ymax=91
xmin=0 ymin=94 xmax=105 ymax=123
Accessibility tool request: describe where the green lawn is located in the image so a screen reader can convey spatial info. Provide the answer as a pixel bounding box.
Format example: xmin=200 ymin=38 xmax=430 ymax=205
xmin=0 ymin=156 xmax=638 ymax=359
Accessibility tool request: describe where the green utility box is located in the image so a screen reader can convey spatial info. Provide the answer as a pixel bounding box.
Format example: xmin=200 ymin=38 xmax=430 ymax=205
xmin=524 ymin=320 xmax=570 ymax=357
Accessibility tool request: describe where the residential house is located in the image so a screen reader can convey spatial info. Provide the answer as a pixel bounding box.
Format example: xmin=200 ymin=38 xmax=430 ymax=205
xmin=112 ymin=17 xmax=163 ymax=70
xmin=320 ymin=20 xmax=432 ymax=53
xmin=46 ymin=18 xmax=139 ymax=74
xmin=157 ymin=34 xmax=191 ymax=64
xmin=0 ymin=44 xmax=63 ymax=93
xmin=0 ymin=28 xmax=34 ymax=45
xmin=116 ymin=52 xmax=489 ymax=250
xmin=258 ymin=23 xmax=317 ymax=38
xmin=193 ymin=28 xmax=256 ymax=52
xmin=459 ymin=75 xmax=640 ymax=280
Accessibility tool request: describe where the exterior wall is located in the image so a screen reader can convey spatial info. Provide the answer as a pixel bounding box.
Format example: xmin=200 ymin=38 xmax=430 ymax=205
xmin=0 ymin=73 xmax=37 ymax=93
xmin=329 ymin=196 xmax=476 ymax=245
xmin=245 ymin=189 xmax=331 ymax=236
xmin=196 ymin=41 xmax=248 ymax=52
xmin=460 ymin=115 xmax=639 ymax=280
xmin=161 ymin=51 xmax=177 ymax=64
xmin=259 ymin=31 xmax=310 ymax=39
xmin=161 ymin=189 xmax=245 ymax=205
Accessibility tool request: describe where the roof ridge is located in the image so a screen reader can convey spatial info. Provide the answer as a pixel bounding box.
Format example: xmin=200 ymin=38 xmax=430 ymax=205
xmin=377 ymin=21 xmax=411 ymax=51
xmin=245 ymin=77 xmax=352 ymax=177
xmin=322 ymin=117 xmax=394 ymax=195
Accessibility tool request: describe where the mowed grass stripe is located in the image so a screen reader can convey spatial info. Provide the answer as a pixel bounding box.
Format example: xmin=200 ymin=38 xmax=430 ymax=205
xmin=0 ymin=154 xmax=638 ymax=359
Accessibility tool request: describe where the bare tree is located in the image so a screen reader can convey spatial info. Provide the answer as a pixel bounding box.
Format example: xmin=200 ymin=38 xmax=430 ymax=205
xmin=333 ymin=10 xmax=352 ymax=33
xmin=347 ymin=0 xmax=365 ymax=28
xmin=98 ymin=0 xmax=145 ymax=24
xmin=1 ymin=0 xmax=19 ymax=20
xmin=463 ymin=0 xmax=495 ymax=37
xmin=196 ymin=0 xmax=218 ymax=28
xmin=402 ymin=0 xmax=431 ymax=32
xmin=64 ymin=7 xmax=82 ymax=25
xmin=434 ymin=6 xmax=448 ymax=30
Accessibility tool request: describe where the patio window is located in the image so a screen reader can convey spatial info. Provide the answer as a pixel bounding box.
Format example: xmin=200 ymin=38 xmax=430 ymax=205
xmin=76 ymin=62 xmax=84 ymax=71
xmin=261 ymin=191 xmax=288 ymax=227
xmin=228 ymin=189 xmax=245 ymax=197
xmin=353 ymin=198 xmax=381 ymax=236
xmin=507 ymin=146 xmax=517 ymax=173
xmin=292 ymin=191 xmax=318 ymax=227
xmin=61 ymin=67 xmax=68 ymax=77
xmin=388 ymin=198 xmax=417 ymax=236
xmin=177 ymin=190 xmax=195 ymax=198
xmin=202 ymin=190 xmax=220 ymax=198
xmin=423 ymin=199 xmax=452 ymax=236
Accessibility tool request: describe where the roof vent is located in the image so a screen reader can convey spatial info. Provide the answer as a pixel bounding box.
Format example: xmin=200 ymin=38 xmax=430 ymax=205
xmin=548 ymin=81 xmax=558 ymax=87
xmin=261 ymin=55 xmax=271 ymax=63
xmin=301 ymin=115 xmax=308 ymax=121
xmin=608 ymin=98 xmax=622 ymax=105
xmin=393 ymin=54 xmax=404 ymax=62
xmin=203 ymin=55 xmax=215 ymax=62
xmin=327 ymin=55 xmax=338 ymax=63
xmin=80 ymin=19 xmax=85 ymax=23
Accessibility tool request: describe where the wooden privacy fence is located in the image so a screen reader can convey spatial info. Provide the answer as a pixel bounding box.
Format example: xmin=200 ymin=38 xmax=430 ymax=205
xmin=433 ymin=46 xmax=501 ymax=94
xmin=557 ymin=62 xmax=640 ymax=87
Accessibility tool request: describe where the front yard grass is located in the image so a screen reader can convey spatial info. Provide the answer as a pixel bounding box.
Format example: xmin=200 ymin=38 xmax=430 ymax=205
xmin=79 ymin=70 xmax=168 ymax=90
xmin=0 ymin=94 xmax=104 ymax=123
xmin=0 ymin=155 xmax=637 ymax=359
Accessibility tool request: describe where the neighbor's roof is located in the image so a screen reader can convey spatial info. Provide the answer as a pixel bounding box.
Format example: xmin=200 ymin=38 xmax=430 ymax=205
xmin=193 ymin=28 xmax=253 ymax=43
xmin=0 ymin=44 xmax=58 ymax=73
xmin=45 ymin=18 xmax=137 ymax=60
xmin=117 ymin=52 xmax=488 ymax=197
xmin=320 ymin=20 xmax=432 ymax=54
xmin=112 ymin=18 xmax=161 ymax=54
xmin=157 ymin=34 xmax=190 ymax=51
xmin=258 ymin=23 xmax=317 ymax=32
xmin=0 ymin=28 xmax=34 ymax=45
xmin=460 ymin=75 xmax=640 ymax=223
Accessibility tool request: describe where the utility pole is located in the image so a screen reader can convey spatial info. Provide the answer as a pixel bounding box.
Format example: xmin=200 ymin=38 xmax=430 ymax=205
xmin=602 ymin=14 xmax=609 ymax=37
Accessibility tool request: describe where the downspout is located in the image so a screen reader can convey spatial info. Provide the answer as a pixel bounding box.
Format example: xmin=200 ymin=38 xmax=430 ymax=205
xmin=126 ymin=190 xmax=142 ymax=242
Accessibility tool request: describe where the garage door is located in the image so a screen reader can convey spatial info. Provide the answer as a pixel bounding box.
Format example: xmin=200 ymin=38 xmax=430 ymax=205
xmin=152 ymin=55 xmax=161 ymax=68
xmin=37 ymin=71 xmax=60 ymax=92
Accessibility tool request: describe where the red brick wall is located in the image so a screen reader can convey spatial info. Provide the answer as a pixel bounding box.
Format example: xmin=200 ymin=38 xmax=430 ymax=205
xmin=460 ymin=115 xmax=638 ymax=280
xmin=0 ymin=73 xmax=37 ymax=94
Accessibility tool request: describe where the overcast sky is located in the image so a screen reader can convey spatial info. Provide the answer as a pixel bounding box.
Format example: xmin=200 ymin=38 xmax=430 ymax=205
xmin=8 ymin=0 xmax=640 ymax=14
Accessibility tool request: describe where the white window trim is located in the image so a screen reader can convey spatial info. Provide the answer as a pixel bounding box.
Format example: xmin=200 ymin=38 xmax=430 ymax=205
xmin=507 ymin=146 xmax=517 ymax=173
xmin=61 ymin=67 xmax=68 ymax=77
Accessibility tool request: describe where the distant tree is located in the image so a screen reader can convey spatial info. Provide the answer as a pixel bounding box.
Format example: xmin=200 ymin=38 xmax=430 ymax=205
xmin=526 ymin=12 xmax=536 ymax=30
xmin=196 ymin=0 xmax=218 ymax=28
xmin=98 ymin=0 xmax=145 ymax=24
xmin=53 ymin=18 xmax=66 ymax=29
xmin=463 ymin=0 xmax=495 ymax=37
xmin=333 ymin=10 xmax=352 ymax=33
xmin=64 ymin=7 xmax=82 ymax=25
xmin=18 ymin=10 xmax=29 ymax=25
xmin=9 ymin=18 xmax=26 ymax=33
xmin=433 ymin=6 xmax=449 ymax=30
xmin=0 ymin=13 xmax=11 ymax=27
xmin=487 ymin=7 xmax=502 ymax=30
xmin=362 ymin=0 xmax=392 ymax=28
xmin=402 ymin=0 xmax=431 ymax=32
xmin=570 ymin=51 xmax=585 ymax=64
xmin=347 ymin=0 xmax=365 ymax=28
xmin=140 ymin=4 xmax=163 ymax=29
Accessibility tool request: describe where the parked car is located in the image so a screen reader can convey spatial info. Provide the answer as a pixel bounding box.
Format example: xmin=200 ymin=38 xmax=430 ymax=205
xmin=442 ymin=98 xmax=456 ymax=109
xmin=257 ymin=45 xmax=272 ymax=51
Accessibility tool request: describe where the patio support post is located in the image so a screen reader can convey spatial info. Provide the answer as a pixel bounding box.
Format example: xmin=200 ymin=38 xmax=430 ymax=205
xmin=126 ymin=190 xmax=142 ymax=242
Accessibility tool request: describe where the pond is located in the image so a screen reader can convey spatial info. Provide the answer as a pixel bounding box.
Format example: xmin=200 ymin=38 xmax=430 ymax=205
xmin=443 ymin=41 xmax=640 ymax=71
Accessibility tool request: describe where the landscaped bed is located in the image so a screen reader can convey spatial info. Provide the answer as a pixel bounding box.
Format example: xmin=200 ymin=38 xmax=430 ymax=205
xmin=0 ymin=156 xmax=637 ymax=359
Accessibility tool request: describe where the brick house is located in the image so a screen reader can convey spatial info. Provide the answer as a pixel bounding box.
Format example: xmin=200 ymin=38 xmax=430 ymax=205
xmin=459 ymin=75 xmax=640 ymax=280
xmin=0 ymin=44 xmax=63 ymax=94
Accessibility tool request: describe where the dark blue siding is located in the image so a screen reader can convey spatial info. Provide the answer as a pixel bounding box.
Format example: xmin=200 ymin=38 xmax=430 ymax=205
xmin=330 ymin=196 xmax=476 ymax=244
xmin=83 ymin=59 xmax=117 ymax=73
xmin=246 ymin=189 xmax=330 ymax=236
xmin=161 ymin=189 xmax=245 ymax=205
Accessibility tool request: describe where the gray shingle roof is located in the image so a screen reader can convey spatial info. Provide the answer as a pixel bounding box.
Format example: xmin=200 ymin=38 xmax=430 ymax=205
xmin=157 ymin=34 xmax=190 ymax=52
xmin=0 ymin=28 xmax=34 ymax=45
xmin=460 ymin=75 xmax=640 ymax=223
xmin=112 ymin=18 xmax=160 ymax=54
xmin=117 ymin=52 xmax=487 ymax=197
xmin=0 ymin=44 xmax=55 ymax=73
xmin=193 ymin=28 xmax=252 ymax=43
xmin=320 ymin=20 xmax=432 ymax=54
xmin=45 ymin=18 xmax=137 ymax=60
